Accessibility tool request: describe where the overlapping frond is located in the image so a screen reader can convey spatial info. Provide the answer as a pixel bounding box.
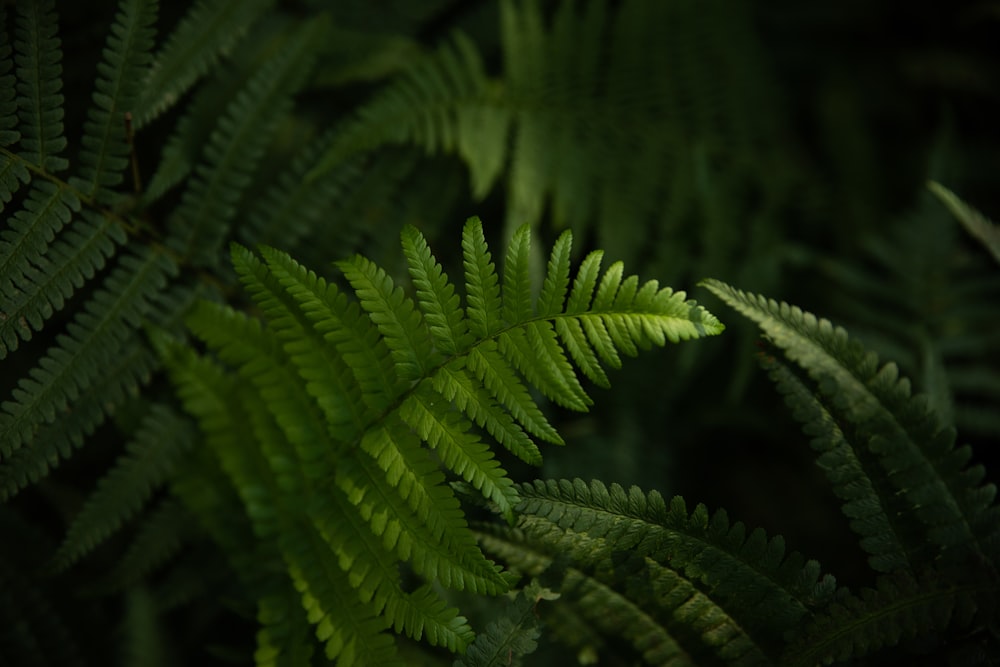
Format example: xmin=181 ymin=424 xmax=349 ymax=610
xmin=162 ymin=218 xmax=720 ymax=661
xmin=477 ymin=478 xmax=833 ymax=664
xmin=134 ymin=0 xmax=274 ymax=127
xmin=701 ymin=279 xmax=1000 ymax=569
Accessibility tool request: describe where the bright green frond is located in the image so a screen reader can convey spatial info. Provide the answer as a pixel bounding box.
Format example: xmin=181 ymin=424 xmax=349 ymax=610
xmin=400 ymin=384 xmax=519 ymax=520
xmin=537 ymin=229 xmax=572 ymax=317
xmin=52 ymin=403 xmax=194 ymax=570
xmin=401 ymin=224 xmax=471 ymax=355
xmin=702 ymin=278 xmax=998 ymax=566
xmin=502 ymin=224 xmax=534 ymax=325
xmin=13 ymin=0 xmax=67 ymax=171
xmin=70 ymin=0 xmax=157 ymax=199
xmin=338 ymin=253 xmax=439 ymax=380
xmin=135 ymin=0 xmax=273 ymax=127
xmin=463 ymin=217 xmax=504 ymax=339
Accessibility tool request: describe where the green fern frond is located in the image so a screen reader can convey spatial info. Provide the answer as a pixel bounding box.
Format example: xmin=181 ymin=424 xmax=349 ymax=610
xmin=53 ymin=403 xmax=194 ymax=570
xmin=454 ymin=581 xmax=553 ymax=667
xmin=0 ymin=249 xmax=175 ymax=484
xmin=135 ymin=0 xmax=273 ymax=127
xmin=701 ymin=279 xmax=1000 ymax=568
xmin=13 ymin=0 xmax=67 ymax=172
xmin=782 ymin=570 xmax=995 ymax=666
xmin=929 ymin=181 xmax=1000 ymax=265
xmin=162 ymin=218 xmax=720 ymax=660
xmin=102 ymin=496 xmax=192 ymax=590
xmin=165 ymin=17 xmax=327 ymax=265
xmin=497 ymin=480 xmax=833 ymax=651
xmin=68 ymin=0 xmax=156 ymax=200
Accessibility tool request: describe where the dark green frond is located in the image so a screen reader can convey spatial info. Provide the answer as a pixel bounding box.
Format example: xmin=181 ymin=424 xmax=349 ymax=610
xmin=103 ymin=496 xmax=192 ymax=590
xmin=69 ymin=0 xmax=157 ymax=200
xmin=701 ymin=279 xmax=1000 ymax=567
xmin=53 ymin=403 xmax=194 ymax=570
xmin=13 ymin=0 xmax=67 ymax=172
xmin=453 ymin=581 xmax=551 ymax=667
xmin=135 ymin=0 xmax=273 ymax=127
xmin=929 ymin=181 xmax=1000 ymax=265
xmin=166 ymin=17 xmax=326 ymax=265
xmin=782 ymin=570 xmax=996 ymax=666
xmin=0 ymin=248 xmax=174 ymax=476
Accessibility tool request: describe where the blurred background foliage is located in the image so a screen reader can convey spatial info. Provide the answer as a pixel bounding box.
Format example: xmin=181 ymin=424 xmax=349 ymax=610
xmin=4 ymin=0 xmax=1000 ymax=662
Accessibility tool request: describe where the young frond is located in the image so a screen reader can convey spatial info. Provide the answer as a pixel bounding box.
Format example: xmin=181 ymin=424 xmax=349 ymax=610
xmin=701 ymin=279 xmax=1000 ymax=567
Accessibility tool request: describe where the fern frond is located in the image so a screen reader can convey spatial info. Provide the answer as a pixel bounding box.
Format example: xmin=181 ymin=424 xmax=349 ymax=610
xmin=166 ymin=17 xmax=326 ymax=265
xmin=69 ymin=0 xmax=157 ymax=200
xmin=701 ymin=279 xmax=1000 ymax=567
xmin=782 ymin=570 xmax=995 ymax=666
xmin=929 ymin=181 xmax=1000 ymax=265
xmin=165 ymin=220 xmax=720 ymax=659
xmin=13 ymin=0 xmax=67 ymax=172
xmin=0 ymin=248 xmax=174 ymax=462
xmin=135 ymin=0 xmax=273 ymax=127
xmin=0 ymin=14 xmax=17 ymax=149
xmin=53 ymin=403 xmax=194 ymax=570
xmin=454 ymin=581 xmax=552 ymax=667
xmin=102 ymin=496 xmax=191 ymax=589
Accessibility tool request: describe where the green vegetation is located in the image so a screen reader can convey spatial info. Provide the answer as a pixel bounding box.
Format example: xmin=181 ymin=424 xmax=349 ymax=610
xmin=1 ymin=0 xmax=998 ymax=664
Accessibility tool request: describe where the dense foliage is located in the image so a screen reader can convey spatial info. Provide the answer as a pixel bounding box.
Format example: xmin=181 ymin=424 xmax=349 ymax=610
xmin=1 ymin=0 xmax=998 ymax=664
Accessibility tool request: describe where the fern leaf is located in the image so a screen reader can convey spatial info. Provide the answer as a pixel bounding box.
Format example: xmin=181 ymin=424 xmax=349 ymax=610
xmin=454 ymin=581 xmax=552 ymax=667
xmin=502 ymin=224 xmax=534 ymax=325
xmin=338 ymin=253 xmax=439 ymax=381
xmin=401 ymin=223 xmax=472 ymax=355
xmin=13 ymin=0 xmax=67 ymax=171
xmin=102 ymin=496 xmax=191 ymax=590
xmin=399 ymin=384 xmax=520 ymax=520
xmin=929 ymin=181 xmax=1000 ymax=265
xmin=255 ymin=583 xmax=316 ymax=667
xmin=513 ymin=479 xmax=835 ymax=646
xmin=0 ymin=207 xmax=125 ymax=358
xmin=69 ymin=0 xmax=157 ymax=200
xmin=0 ymin=248 xmax=174 ymax=460
xmin=0 ymin=339 xmax=157 ymax=500
xmin=166 ymin=17 xmax=325 ymax=265
xmin=463 ymin=216 xmax=504 ymax=339
xmin=52 ymin=403 xmax=194 ymax=570
xmin=134 ymin=0 xmax=273 ymax=127
xmin=782 ymin=570 xmax=992 ymax=666
xmin=0 ymin=14 xmax=18 ymax=148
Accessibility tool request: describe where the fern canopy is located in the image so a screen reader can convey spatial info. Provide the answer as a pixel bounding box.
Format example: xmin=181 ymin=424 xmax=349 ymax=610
xmin=161 ymin=218 xmax=721 ymax=662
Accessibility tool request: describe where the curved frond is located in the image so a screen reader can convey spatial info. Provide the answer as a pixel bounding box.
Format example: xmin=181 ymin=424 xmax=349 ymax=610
xmin=929 ymin=181 xmax=1000 ymax=265
xmin=701 ymin=279 xmax=1000 ymax=567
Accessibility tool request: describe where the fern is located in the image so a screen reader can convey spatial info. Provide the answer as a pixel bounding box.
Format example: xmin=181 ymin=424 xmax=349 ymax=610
xmin=160 ymin=218 xmax=722 ymax=661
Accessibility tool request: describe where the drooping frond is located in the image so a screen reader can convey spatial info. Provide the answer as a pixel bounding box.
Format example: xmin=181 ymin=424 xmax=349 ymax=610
xmin=134 ymin=0 xmax=274 ymax=127
xmin=701 ymin=279 xmax=1000 ymax=570
xmin=161 ymin=218 xmax=720 ymax=660
xmin=52 ymin=403 xmax=195 ymax=570
xmin=477 ymin=479 xmax=834 ymax=664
